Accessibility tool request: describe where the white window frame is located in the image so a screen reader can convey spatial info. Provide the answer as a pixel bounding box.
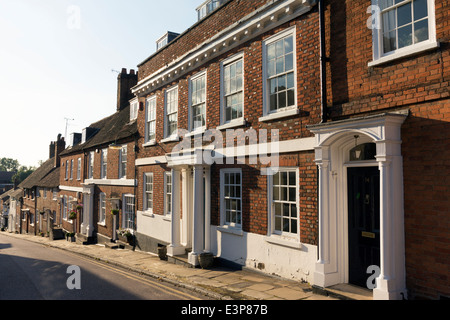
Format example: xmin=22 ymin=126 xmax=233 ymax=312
xmin=70 ymin=159 xmax=74 ymax=180
xmin=369 ymin=0 xmax=438 ymax=66
xmin=77 ymin=157 xmax=81 ymax=180
xmin=122 ymin=194 xmax=135 ymax=230
xmin=145 ymin=96 xmax=157 ymax=146
xmin=143 ymin=173 xmax=153 ymax=212
xmin=260 ymin=27 xmax=298 ymax=122
xmin=101 ymin=149 xmax=107 ymax=179
xmin=267 ymin=168 xmax=299 ymax=239
xmin=119 ymin=145 xmax=127 ymax=179
xmin=53 ymin=188 xmax=58 ymax=201
xmin=219 ymin=52 xmax=246 ymax=129
xmin=88 ymin=151 xmax=94 ymax=179
xmin=164 ymin=171 xmax=173 ymax=216
xmin=65 ymin=160 xmax=69 ymax=180
xmin=130 ymin=99 xmax=139 ymax=121
xmin=62 ymin=195 xmax=68 ymax=220
xmin=99 ymin=193 xmax=106 ymax=225
xmin=188 ymin=70 xmax=207 ymax=133
xmin=220 ymin=168 xmax=243 ymax=230
xmin=163 ymin=85 xmax=179 ymax=141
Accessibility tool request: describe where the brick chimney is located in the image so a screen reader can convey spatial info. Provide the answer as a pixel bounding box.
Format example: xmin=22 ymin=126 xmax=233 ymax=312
xmin=54 ymin=134 xmax=66 ymax=168
xmin=117 ymin=68 xmax=138 ymax=112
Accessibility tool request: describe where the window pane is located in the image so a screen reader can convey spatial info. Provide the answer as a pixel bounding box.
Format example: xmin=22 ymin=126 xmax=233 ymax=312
xmin=285 ymin=53 xmax=293 ymax=72
xmin=281 ymin=172 xmax=288 ymax=185
xmin=270 ymin=94 xmax=277 ymax=111
xmin=276 ymin=57 xmax=284 ymax=75
xmin=383 ymin=10 xmax=396 ymax=33
xmin=278 ymin=92 xmax=286 ymax=109
xmin=397 ymin=3 xmax=412 ymax=27
xmin=287 ymin=90 xmax=295 ymax=107
xmin=398 ymin=24 xmax=413 ymax=48
xmin=383 ymin=30 xmax=397 ymax=52
xmin=414 ymin=0 xmax=428 ymax=20
xmin=289 ymin=187 xmax=296 ymax=202
xmin=273 ymin=172 xmax=280 ymax=185
xmin=284 ymin=36 xmax=293 ymax=54
xmin=283 ymin=203 xmax=290 ymax=217
xmin=414 ymin=19 xmax=429 ymax=43
xmin=281 ymin=186 xmax=288 ymax=201
xmin=291 ymin=219 xmax=297 ymax=234
xmin=275 ymin=40 xmax=284 ymax=57
xmin=268 ymin=43 xmax=276 ymax=60
xmin=273 ymin=186 xmax=280 ymax=200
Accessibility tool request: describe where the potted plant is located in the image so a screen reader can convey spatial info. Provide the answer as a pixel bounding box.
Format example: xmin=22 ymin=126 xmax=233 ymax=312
xmin=111 ymin=209 xmax=120 ymax=215
xmin=76 ymin=203 xmax=83 ymax=211
xmin=68 ymin=211 xmax=77 ymax=220
xmin=66 ymin=232 xmax=76 ymax=242
xmin=117 ymin=228 xmax=134 ymax=245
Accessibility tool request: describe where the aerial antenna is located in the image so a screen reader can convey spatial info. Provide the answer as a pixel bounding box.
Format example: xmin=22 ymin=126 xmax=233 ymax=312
xmin=111 ymin=69 xmax=120 ymax=74
xmin=64 ymin=117 xmax=74 ymax=141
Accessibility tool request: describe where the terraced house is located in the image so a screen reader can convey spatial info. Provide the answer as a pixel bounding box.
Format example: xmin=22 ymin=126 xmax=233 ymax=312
xmin=58 ymin=69 xmax=139 ymax=246
xmin=3 ymin=0 xmax=447 ymax=301
xmin=129 ymin=0 xmax=449 ymax=300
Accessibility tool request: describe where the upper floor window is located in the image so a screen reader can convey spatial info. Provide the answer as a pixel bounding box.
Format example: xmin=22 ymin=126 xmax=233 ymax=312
xmin=190 ymin=71 xmax=207 ymax=132
xmin=119 ymin=145 xmax=127 ymax=179
xmin=101 ymin=149 xmax=107 ymax=179
xmin=370 ymin=0 xmax=437 ymax=65
xmin=146 ymin=96 xmax=157 ymax=143
xmin=70 ymin=159 xmax=74 ymax=180
xmin=130 ymin=99 xmax=139 ymax=121
xmin=65 ymin=160 xmax=69 ymax=180
xmin=165 ymin=86 xmax=178 ymax=138
xmin=197 ymin=0 xmax=223 ymax=21
xmin=262 ymin=28 xmax=296 ymax=118
xmin=88 ymin=151 xmax=94 ymax=179
xmin=221 ymin=54 xmax=244 ymax=125
xmin=77 ymin=158 xmax=81 ymax=180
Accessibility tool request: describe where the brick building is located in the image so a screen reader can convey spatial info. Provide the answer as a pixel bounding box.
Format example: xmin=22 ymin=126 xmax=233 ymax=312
xmin=129 ymin=0 xmax=448 ymax=300
xmin=16 ymin=134 xmax=65 ymax=236
xmin=59 ymin=68 xmax=139 ymax=245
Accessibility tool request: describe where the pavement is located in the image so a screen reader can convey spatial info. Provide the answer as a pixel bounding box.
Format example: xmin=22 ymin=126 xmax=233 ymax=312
xmin=0 ymin=231 xmax=372 ymax=301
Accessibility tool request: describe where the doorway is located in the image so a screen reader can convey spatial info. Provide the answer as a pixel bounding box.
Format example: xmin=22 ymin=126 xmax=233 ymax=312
xmin=347 ymin=166 xmax=380 ymax=288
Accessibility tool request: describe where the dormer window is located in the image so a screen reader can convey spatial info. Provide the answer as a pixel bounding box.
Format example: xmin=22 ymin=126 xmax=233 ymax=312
xmin=197 ymin=0 xmax=223 ymax=21
xmin=156 ymin=31 xmax=180 ymax=51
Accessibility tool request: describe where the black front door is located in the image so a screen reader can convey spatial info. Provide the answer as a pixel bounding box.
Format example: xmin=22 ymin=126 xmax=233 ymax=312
xmin=348 ymin=166 xmax=380 ymax=288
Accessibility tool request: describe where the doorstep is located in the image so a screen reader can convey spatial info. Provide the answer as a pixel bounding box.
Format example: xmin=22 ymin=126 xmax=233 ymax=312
xmin=312 ymin=283 xmax=373 ymax=300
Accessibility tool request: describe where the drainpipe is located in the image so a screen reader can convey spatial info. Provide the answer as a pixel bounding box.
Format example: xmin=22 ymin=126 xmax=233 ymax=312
xmin=319 ymin=0 xmax=328 ymax=123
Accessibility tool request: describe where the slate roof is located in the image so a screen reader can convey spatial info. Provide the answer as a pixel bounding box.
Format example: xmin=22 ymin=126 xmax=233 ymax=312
xmin=60 ymin=104 xmax=138 ymax=156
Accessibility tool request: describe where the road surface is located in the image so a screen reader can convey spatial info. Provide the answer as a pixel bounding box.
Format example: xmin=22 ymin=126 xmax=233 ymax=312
xmin=0 ymin=233 xmax=208 ymax=300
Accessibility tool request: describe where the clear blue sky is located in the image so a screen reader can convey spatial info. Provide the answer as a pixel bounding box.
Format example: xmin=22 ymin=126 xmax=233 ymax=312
xmin=0 ymin=0 xmax=198 ymax=168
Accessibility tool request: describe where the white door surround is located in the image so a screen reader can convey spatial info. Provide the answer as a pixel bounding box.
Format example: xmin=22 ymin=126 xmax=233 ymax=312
xmin=166 ymin=149 xmax=212 ymax=266
xmin=308 ymin=110 xmax=409 ymax=300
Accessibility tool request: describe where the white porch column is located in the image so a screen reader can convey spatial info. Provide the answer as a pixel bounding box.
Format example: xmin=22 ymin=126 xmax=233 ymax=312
xmin=167 ymin=168 xmax=184 ymax=256
xmin=188 ymin=165 xmax=204 ymax=266
xmin=374 ymin=143 xmax=407 ymax=300
xmin=204 ymin=166 xmax=211 ymax=253
xmin=82 ymin=185 xmax=95 ymax=237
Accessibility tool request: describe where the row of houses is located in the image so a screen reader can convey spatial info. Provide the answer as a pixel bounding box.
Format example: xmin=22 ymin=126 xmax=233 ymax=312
xmin=1 ymin=0 xmax=448 ymax=300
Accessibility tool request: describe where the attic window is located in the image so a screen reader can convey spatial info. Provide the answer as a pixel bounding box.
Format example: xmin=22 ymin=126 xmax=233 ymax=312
xmin=197 ymin=0 xmax=223 ymax=21
xmin=156 ymin=32 xmax=180 ymax=51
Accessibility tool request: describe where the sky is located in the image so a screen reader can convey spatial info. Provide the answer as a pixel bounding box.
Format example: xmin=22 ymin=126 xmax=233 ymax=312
xmin=0 ymin=0 xmax=199 ymax=168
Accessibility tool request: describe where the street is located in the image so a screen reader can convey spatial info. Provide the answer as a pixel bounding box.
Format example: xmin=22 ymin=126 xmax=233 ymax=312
xmin=0 ymin=233 xmax=207 ymax=300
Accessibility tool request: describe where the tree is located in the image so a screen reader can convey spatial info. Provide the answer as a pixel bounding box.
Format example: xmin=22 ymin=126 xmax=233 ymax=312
xmin=11 ymin=166 xmax=35 ymax=184
xmin=0 ymin=158 xmax=19 ymax=172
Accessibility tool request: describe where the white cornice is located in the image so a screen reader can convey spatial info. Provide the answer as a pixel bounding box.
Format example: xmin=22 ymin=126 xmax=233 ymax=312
xmin=132 ymin=0 xmax=317 ymax=97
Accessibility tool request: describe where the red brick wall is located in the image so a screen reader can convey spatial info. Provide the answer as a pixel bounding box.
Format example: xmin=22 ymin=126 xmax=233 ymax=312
xmin=324 ymin=0 xmax=450 ymax=299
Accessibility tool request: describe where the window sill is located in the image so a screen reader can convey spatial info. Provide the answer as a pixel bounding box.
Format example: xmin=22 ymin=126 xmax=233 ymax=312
xmin=259 ymin=108 xmax=299 ymax=122
xmin=185 ymin=127 xmax=207 ymax=138
xmin=138 ymin=210 xmax=154 ymax=218
xmin=161 ymin=135 xmax=180 ymax=143
xmin=98 ymin=222 xmax=106 ymax=227
xmin=264 ymin=235 xmax=302 ymax=249
xmin=216 ymin=118 xmax=247 ymax=130
xmin=368 ymin=41 xmax=440 ymax=67
xmin=143 ymin=140 xmax=157 ymax=148
xmin=217 ymin=225 xmax=243 ymax=236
